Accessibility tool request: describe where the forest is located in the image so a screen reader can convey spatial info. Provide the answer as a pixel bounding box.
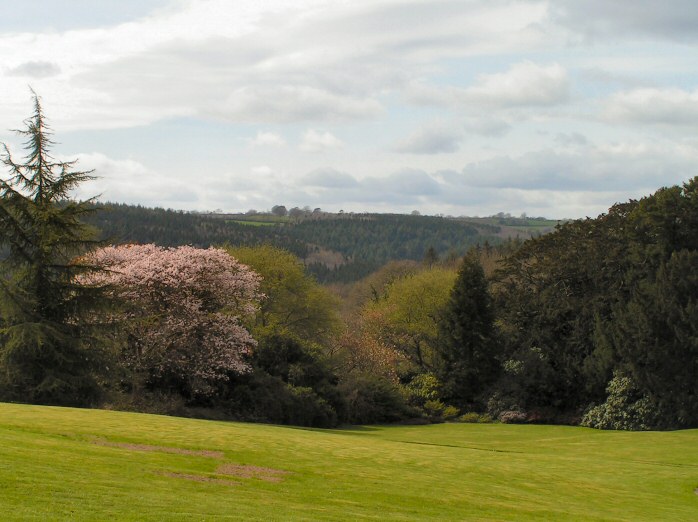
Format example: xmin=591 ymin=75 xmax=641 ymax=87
xmin=1 ymin=96 xmax=696 ymax=431
xmin=85 ymin=201 xmax=550 ymax=283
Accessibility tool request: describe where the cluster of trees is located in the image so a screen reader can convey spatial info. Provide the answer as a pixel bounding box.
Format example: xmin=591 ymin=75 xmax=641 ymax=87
xmin=1 ymin=96 xmax=695 ymax=430
xmin=87 ymin=204 xmax=499 ymax=284
xmin=491 ymin=180 xmax=698 ymax=429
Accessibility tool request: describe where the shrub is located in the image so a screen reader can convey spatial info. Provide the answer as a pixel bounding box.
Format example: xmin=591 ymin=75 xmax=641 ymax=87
xmin=405 ymin=373 xmax=443 ymax=406
xmin=224 ymin=371 xmax=339 ymax=428
xmin=339 ymin=373 xmax=416 ymax=424
xmin=458 ymin=412 xmax=494 ymax=423
xmin=581 ymin=373 xmax=660 ymax=431
xmin=498 ymin=410 xmax=527 ymax=424
xmin=422 ymin=400 xmax=460 ymax=421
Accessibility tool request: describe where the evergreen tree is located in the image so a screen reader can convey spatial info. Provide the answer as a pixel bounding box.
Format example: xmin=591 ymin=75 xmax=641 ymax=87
xmin=435 ymin=254 xmax=498 ymax=408
xmin=0 ymin=92 xmax=107 ymax=405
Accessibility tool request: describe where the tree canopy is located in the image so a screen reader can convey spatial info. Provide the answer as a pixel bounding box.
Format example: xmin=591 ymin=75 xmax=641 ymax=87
xmin=0 ymin=93 xmax=107 ymax=405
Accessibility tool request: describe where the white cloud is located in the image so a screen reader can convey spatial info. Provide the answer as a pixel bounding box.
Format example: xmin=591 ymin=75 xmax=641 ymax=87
xmin=72 ymin=152 xmax=196 ymax=207
xmin=393 ymin=123 xmax=463 ymax=154
xmin=0 ymin=0 xmax=549 ymax=130
xmin=466 ymin=61 xmax=570 ymax=107
xmin=251 ymin=165 xmax=274 ymax=176
xmin=408 ymin=61 xmax=570 ymax=110
xmin=453 ymin=142 xmax=696 ymax=192
xmin=6 ymin=61 xmax=61 ymax=78
xmin=604 ymin=88 xmax=698 ymax=127
xmin=547 ymin=0 xmax=698 ymax=42
xmin=250 ymin=131 xmax=286 ymax=147
xmin=302 ymin=167 xmax=358 ymax=188
xmin=299 ymin=129 xmax=343 ymax=152
xmin=219 ymin=86 xmax=383 ymax=124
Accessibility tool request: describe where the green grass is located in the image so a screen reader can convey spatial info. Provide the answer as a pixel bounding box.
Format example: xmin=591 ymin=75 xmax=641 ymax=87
xmin=227 ymin=219 xmax=280 ymax=227
xmin=1 ymin=403 xmax=697 ymax=521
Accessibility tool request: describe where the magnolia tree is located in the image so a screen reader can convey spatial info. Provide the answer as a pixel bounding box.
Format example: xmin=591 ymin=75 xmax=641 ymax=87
xmin=84 ymin=245 xmax=261 ymax=399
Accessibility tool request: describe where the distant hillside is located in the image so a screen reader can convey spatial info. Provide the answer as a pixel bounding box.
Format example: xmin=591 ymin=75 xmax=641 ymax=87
xmin=87 ymin=203 xmax=554 ymax=282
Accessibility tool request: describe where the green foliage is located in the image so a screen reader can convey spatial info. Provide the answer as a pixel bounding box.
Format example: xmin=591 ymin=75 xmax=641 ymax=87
xmin=422 ymin=400 xmax=460 ymax=421
xmin=86 ymin=206 xmax=499 ymax=283
xmin=435 ymin=254 xmax=499 ymax=409
xmin=363 ymin=266 xmax=457 ymax=372
xmin=0 ymin=93 xmax=108 ymax=405
xmin=404 ymin=372 xmax=443 ymax=406
xmin=339 ymin=373 xmax=415 ymax=424
xmin=458 ymin=412 xmax=493 ymax=423
xmin=581 ymin=373 xmax=659 ymax=431
xmin=606 ymin=251 xmax=698 ymax=429
xmin=492 ymin=177 xmax=698 ymax=428
xmin=226 ymin=245 xmax=341 ymax=348
xmin=224 ymin=372 xmax=339 ymax=428
xmin=224 ymin=334 xmax=344 ymax=427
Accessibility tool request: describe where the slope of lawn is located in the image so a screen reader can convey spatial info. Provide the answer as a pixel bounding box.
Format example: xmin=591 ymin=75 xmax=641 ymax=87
xmin=1 ymin=402 xmax=697 ymax=521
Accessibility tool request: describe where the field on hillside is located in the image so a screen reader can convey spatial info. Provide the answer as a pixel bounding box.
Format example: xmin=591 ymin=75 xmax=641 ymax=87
xmin=1 ymin=403 xmax=697 ymax=521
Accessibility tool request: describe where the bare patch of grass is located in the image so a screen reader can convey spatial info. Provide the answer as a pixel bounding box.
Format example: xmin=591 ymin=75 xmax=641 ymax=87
xmin=160 ymin=471 xmax=238 ymax=486
xmin=93 ymin=438 xmax=223 ymax=459
xmin=216 ymin=463 xmax=291 ymax=483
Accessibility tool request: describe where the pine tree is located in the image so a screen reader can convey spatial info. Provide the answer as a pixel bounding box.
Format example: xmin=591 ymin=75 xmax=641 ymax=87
xmin=435 ymin=254 xmax=498 ymax=409
xmin=0 ymin=92 xmax=107 ymax=405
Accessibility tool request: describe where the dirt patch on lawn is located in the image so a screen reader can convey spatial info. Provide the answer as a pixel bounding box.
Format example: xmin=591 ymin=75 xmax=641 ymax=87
xmin=161 ymin=471 xmax=238 ymax=486
xmin=93 ymin=438 xmax=224 ymax=459
xmin=216 ymin=463 xmax=291 ymax=483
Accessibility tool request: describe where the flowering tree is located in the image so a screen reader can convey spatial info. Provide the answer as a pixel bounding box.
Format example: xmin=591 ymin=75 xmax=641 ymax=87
xmin=84 ymin=245 xmax=261 ymax=399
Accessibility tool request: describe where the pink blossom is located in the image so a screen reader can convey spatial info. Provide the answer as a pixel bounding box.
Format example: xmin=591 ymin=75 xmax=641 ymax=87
xmin=83 ymin=244 xmax=262 ymax=397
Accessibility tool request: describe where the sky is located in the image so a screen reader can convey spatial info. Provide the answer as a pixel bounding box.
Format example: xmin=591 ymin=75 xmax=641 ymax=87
xmin=1 ymin=0 xmax=697 ymax=218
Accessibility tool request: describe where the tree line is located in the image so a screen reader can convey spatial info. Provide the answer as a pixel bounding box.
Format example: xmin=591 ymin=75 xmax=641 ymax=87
xmin=85 ymin=204 xmax=501 ymax=284
xmin=1 ymin=95 xmax=695 ymax=430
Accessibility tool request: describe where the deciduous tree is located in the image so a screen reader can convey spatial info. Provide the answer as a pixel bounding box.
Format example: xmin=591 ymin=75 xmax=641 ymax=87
xmin=84 ymin=245 xmax=261 ymax=400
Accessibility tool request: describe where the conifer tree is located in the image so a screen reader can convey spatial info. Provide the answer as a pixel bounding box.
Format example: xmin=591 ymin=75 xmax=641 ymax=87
xmin=0 ymin=92 xmax=106 ymax=405
xmin=435 ymin=254 xmax=498 ymax=408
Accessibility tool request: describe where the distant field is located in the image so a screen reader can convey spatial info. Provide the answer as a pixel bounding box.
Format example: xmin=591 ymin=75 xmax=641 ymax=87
xmin=226 ymin=215 xmax=290 ymax=225
xmin=1 ymin=403 xmax=697 ymax=521
xmin=227 ymin=219 xmax=279 ymax=227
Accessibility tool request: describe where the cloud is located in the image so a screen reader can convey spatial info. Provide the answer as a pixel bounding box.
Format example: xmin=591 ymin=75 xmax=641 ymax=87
xmin=369 ymin=169 xmax=442 ymax=196
xmin=299 ymin=129 xmax=343 ymax=152
xmin=451 ymin=142 xmax=696 ymax=192
xmin=604 ymin=88 xmax=698 ymax=127
xmin=251 ymin=165 xmax=274 ymax=176
xmin=393 ymin=123 xmax=463 ymax=154
xmin=466 ymin=61 xmax=570 ymax=107
xmin=72 ymin=152 xmax=196 ymax=207
xmin=547 ymin=0 xmax=698 ymax=42
xmin=6 ymin=61 xmax=61 ymax=78
xmin=301 ymin=167 xmax=358 ymax=188
xmin=220 ymin=86 xmax=383 ymax=124
xmin=463 ymin=116 xmax=511 ymax=137
xmin=0 ymin=0 xmax=548 ymax=130
xmin=554 ymin=132 xmax=588 ymax=147
xmin=408 ymin=61 xmax=570 ymax=110
xmin=250 ymin=131 xmax=286 ymax=147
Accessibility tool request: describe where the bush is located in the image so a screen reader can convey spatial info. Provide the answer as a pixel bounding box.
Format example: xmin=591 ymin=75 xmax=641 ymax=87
xmin=224 ymin=371 xmax=339 ymax=428
xmin=405 ymin=373 xmax=443 ymax=406
xmin=340 ymin=374 xmax=416 ymax=424
xmin=581 ymin=373 xmax=660 ymax=431
xmin=458 ymin=412 xmax=494 ymax=423
xmin=422 ymin=400 xmax=460 ymax=422
xmin=498 ymin=410 xmax=527 ymax=424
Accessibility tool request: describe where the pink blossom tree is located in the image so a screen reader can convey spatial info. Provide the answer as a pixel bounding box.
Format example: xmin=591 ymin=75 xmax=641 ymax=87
xmin=83 ymin=244 xmax=261 ymax=399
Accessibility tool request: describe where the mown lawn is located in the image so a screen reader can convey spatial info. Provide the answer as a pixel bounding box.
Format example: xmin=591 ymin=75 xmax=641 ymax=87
xmin=1 ymin=402 xmax=696 ymax=520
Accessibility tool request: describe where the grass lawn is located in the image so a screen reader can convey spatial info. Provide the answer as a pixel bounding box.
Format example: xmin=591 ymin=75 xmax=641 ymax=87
xmin=1 ymin=402 xmax=696 ymax=520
